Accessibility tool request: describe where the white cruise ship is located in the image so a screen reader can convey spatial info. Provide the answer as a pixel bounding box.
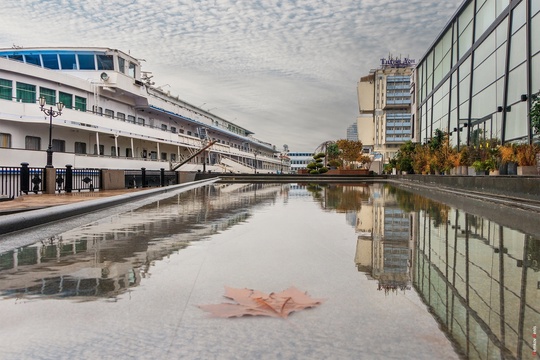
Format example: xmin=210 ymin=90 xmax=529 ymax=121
xmin=0 ymin=46 xmax=283 ymax=173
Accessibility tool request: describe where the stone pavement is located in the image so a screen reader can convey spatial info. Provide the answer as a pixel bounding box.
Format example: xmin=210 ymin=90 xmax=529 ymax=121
xmin=0 ymin=189 xmax=148 ymax=215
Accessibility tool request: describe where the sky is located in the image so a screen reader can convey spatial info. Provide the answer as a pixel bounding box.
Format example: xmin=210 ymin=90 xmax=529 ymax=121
xmin=1 ymin=0 xmax=463 ymax=152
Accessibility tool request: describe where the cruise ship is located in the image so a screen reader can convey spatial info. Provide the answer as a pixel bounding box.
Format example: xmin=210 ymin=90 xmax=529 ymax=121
xmin=0 ymin=46 xmax=285 ymax=173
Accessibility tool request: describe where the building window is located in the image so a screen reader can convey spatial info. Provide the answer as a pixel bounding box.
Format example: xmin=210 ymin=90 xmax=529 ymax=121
xmin=93 ymin=144 xmax=104 ymax=155
xmin=75 ymin=142 xmax=87 ymax=154
xmin=52 ymin=139 xmax=65 ymax=152
xmin=25 ymin=136 xmax=40 ymax=150
xmin=39 ymin=87 xmax=56 ymax=105
xmin=0 ymin=79 xmax=13 ymax=100
xmin=0 ymin=133 xmax=12 ymax=148
xmin=16 ymin=82 xmax=36 ymax=103
xmin=104 ymin=109 xmax=114 ymax=118
xmin=75 ymin=96 xmax=86 ymax=112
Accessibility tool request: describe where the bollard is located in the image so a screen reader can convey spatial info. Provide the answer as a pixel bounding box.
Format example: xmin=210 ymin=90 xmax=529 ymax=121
xmin=65 ymin=165 xmax=73 ymax=193
xmin=160 ymin=168 xmax=165 ymax=187
xmin=141 ymin=167 xmax=147 ymax=188
xmin=20 ymin=162 xmax=30 ymax=195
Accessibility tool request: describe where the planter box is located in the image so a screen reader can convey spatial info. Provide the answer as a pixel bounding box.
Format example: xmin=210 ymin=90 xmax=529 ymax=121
xmin=517 ymin=166 xmax=538 ymax=175
xmin=326 ymin=169 xmax=370 ymax=175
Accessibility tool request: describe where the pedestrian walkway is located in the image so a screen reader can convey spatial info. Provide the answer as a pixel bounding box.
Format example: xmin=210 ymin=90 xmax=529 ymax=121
xmin=0 ymin=189 xmax=147 ymax=215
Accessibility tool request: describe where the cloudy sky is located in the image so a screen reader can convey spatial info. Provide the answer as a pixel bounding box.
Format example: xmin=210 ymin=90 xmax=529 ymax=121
xmin=1 ymin=0 xmax=463 ymax=152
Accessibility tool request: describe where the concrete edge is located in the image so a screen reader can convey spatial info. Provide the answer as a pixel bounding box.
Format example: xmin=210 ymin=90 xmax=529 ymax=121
xmin=0 ymin=178 xmax=220 ymax=236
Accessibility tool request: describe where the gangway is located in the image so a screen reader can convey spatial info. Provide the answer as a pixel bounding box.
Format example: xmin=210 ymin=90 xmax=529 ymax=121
xmin=170 ymin=127 xmax=216 ymax=171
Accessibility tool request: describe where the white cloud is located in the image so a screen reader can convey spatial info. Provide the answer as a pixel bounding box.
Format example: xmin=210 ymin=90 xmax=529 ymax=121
xmin=0 ymin=0 xmax=462 ymax=151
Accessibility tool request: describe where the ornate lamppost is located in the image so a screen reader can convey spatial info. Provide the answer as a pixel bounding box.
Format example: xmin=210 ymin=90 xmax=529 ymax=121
xmin=39 ymin=97 xmax=64 ymax=168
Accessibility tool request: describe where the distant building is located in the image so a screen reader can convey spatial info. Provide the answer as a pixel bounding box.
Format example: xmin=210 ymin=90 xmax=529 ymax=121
xmin=288 ymin=152 xmax=313 ymax=173
xmin=357 ymin=57 xmax=414 ymax=170
xmin=346 ymin=123 xmax=358 ymax=141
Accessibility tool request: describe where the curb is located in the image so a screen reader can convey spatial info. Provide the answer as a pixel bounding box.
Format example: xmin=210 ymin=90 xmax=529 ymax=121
xmin=0 ymin=178 xmax=219 ymax=236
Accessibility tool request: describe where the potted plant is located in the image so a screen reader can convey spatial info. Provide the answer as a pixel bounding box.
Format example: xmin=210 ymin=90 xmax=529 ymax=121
xmin=515 ymin=143 xmax=539 ymax=175
xmin=499 ymin=143 xmax=517 ymax=175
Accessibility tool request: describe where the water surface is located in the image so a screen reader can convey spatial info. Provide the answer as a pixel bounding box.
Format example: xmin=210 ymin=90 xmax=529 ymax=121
xmin=0 ymin=183 xmax=538 ymax=359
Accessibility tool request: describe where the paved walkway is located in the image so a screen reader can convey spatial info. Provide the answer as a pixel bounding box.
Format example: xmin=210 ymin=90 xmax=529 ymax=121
xmin=0 ymin=189 xmax=147 ymax=215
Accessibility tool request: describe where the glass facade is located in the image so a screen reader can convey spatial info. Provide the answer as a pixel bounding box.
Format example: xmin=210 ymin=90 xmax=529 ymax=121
xmin=416 ymin=0 xmax=539 ymax=146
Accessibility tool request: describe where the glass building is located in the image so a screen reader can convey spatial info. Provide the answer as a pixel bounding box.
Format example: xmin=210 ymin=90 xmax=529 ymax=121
xmin=415 ymin=0 xmax=540 ymax=147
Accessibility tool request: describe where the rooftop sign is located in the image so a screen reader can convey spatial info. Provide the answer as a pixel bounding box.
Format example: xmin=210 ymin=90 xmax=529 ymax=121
xmin=380 ymin=57 xmax=415 ymax=68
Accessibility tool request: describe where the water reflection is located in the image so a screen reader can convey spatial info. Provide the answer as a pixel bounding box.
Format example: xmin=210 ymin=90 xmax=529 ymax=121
xmin=0 ymin=183 xmax=282 ymax=300
xmin=305 ymin=183 xmax=539 ymax=359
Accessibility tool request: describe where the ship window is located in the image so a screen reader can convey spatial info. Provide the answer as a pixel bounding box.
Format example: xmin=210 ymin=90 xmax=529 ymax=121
xmin=16 ymin=82 xmax=36 ymax=103
xmin=118 ymin=57 xmax=126 ymax=74
xmin=0 ymin=79 xmax=12 ymax=100
xmin=137 ymin=117 xmax=145 ymax=126
xmin=59 ymin=92 xmax=72 ymax=109
xmin=59 ymin=54 xmax=77 ymax=70
xmin=161 ymin=152 xmax=167 ymax=160
xmin=117 ymin=112 xmax=126 ymax=121
xmin=8 ymin=55 xmax=23 ymax=62
xmin=39 ymin=87 xmax=56 ymax=105
xmin=150 ymin=151 xmax=157 ymax=160
xmin=171 ymin=126 xmax=177 ymax=133
xmin=97 ymin=55 xmax=114 ymax=70
xmin=0 ymin=133 xmax=11 ymax=148
xmin=52 ymin=139 xmax=65 ymax=152
xmin=111 ymin=146 xmax=119 ymax=156
xmin=93 ymin=144 xmax=104 ymax=155
xmin=161 ymin=124 xmax=167 ymax=131
xmin=24 ymin=54 xmax=41 ymax=66
xmin=171 ymin=153 xmax=176 ymax=161
xmin=75 ymin=142 xmax=86 ymax=154
xmin=42 ymin=54 xmax=59 ymax=69
xmin=127 ymin=115 xmax=135 ymax=123
xmin=78 ymin=54 xmax=95 ymax=70
xmin=125 ymin=148 xmax=132 ymax=157
xmin=75 ymin=96 xmax=86 ymax=112
xmin=187 ymin=131 xmax=192 ymax=136
xmin=104 ymin=109 xmax=114 ymax=118
xmin=25 ymin=136 xmax=41 ymax=150
xmin=128 ymin=62 xmax=136 ymax=77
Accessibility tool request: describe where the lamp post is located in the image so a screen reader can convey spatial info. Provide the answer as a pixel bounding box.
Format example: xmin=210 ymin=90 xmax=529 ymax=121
xmin=39 ymin=97 xmax=64 ymax=168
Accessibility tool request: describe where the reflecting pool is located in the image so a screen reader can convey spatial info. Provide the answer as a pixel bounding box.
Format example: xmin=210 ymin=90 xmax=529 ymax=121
xmin=0 ymin=183 xmax=538 ymax=359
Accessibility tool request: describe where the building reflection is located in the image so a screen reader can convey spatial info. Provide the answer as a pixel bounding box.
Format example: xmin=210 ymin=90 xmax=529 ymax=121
xmin=0 ymin=183 xmax=283 ymax=300
xmin=414 ymin=205 xmax=540 ymax=359
xmin=353 ymin=184 xmax=413 ymax=294
xmin=348 ymin=183 xmax=539 ymax=357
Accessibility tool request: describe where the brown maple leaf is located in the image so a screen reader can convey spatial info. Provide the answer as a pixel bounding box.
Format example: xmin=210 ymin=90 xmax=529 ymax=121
xmin=198 ymin=286 xmax=324 ymax=318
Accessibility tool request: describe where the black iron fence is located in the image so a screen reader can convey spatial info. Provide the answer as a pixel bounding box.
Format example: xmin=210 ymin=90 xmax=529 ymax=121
xmin=125 ymin=168 xmax=177 ymax=188
xmin=54 ymin=166 xmax=101 ymax=193
xmin=1 ymin=165 xmax=177 ymax=200
xmin=1 ymin=164 xmax=44 ymax=199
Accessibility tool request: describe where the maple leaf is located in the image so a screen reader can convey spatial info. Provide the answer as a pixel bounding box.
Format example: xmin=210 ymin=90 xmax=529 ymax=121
xmin=198 ymin=286 xmax=324 ymax=319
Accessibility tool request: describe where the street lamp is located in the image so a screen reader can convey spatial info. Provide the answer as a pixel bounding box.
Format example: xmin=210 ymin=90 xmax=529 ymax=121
xmin=39 ymin=96 xmax=64 ymax=168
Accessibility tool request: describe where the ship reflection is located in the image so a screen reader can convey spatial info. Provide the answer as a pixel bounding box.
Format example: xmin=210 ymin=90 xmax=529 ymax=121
xmin=0 ymin=183 xmax=282 ymax=301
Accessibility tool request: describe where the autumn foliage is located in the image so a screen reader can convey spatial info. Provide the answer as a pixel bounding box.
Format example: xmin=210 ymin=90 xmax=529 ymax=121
xmin=198 ymin=287 xmax=324 ymax=319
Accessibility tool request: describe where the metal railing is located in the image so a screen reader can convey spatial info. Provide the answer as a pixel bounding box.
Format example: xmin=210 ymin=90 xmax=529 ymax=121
xmin=0 ymin=164 xmax=44 ymax=199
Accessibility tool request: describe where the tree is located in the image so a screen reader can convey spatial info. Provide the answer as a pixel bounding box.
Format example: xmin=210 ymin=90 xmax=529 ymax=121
xmin=531 ymin=95 xmax=540 ymax=136
xmin=335 ymin=139 xmax=363 ymax=169
xmin=307 ymin=152 xmax=328 ymax=174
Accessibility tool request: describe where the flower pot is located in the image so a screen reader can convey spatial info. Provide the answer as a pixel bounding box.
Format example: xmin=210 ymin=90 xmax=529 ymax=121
xmin=507 ymin=162 xmax=518 ymax=175
xmin=489 ymin=170 xmax=499 ymax=176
